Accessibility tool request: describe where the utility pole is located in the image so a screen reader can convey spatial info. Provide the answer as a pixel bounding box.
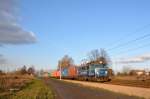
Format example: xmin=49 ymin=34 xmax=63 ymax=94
xmin=60 ymin=65 xmax=62 ymax=80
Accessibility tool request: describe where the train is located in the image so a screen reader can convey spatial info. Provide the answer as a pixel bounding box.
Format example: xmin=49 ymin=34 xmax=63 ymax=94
xmin=50 ymin=63 xmax=113 ymax=82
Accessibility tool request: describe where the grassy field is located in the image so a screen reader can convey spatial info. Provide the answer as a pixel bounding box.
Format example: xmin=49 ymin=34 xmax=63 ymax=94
xmin=0 ymin=79 xmax=54 ymax=99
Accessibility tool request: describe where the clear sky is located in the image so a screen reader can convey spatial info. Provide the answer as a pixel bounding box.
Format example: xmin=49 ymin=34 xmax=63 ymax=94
xmin=0 ymin=0 xmax=150 ymax=71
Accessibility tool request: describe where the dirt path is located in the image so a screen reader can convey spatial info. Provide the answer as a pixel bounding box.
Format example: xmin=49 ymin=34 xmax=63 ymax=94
xmin=46 ymin=78 xmax=141 ymax=99
xmin=64 ymin=80 xmax=150 ymax=99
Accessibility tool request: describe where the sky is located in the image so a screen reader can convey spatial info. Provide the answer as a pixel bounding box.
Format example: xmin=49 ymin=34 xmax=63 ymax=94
xmin=0 ymin=0 xmax=150 ymax=72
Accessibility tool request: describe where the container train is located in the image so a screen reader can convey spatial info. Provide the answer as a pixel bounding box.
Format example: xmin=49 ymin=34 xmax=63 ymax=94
xmin=50 ymin=64 xmax=113 ymax=82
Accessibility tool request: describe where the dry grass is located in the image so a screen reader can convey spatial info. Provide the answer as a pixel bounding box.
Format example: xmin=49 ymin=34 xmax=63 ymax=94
xmin=0 ymin=73 xmax=34 ymax=95
xmin=0 ymin=73 xmax=54 ymax=99
xmin=115 ymin=75 xmax=150 ymax=81
xmin=105 ymin=76 xmax=150 ymax=88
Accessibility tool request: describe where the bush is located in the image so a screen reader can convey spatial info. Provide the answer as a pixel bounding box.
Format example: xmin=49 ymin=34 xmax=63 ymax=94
xmin=0 ymin=77 xmax=7 ymax=92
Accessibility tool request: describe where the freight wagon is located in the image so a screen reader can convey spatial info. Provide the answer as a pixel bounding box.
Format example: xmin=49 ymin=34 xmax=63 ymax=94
xmin=61 ymin=66 xmax=78 ymax=79
xmin=51 ymin=70 xmax=60 ymax=78
xmin=51 ymin=71 xmax=57 ymax=78
xmin=61 ymin=68 xmax=68 ymax=78
xmin=68 ymin=66 xmax=78 ymax=79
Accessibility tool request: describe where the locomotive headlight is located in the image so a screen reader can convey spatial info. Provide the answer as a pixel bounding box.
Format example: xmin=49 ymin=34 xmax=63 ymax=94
xmin=96 ymin=72 xmax=99 ymax=75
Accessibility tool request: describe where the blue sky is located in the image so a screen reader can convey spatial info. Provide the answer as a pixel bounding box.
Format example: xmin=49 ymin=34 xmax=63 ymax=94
xmin=0 ymin=0 xmax=150 ymax=71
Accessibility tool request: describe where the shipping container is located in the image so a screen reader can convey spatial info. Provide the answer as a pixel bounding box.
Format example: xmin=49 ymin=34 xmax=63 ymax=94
xmin=62 ymin=68 xmax=68 ymax=77
xmin=51 ymin=70 xmax=57 ymax=77
xmin=56 ymin=71 xmax=60 ymax=77
xmin=68 ymin=66 xmax=77 ymax=78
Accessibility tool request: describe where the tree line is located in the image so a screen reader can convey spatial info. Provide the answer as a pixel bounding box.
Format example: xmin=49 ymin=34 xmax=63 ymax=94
xmin=19 ymin=65 xmax=35 ymax=75
xmin=57 ymin=48 xmax=111 ymax=69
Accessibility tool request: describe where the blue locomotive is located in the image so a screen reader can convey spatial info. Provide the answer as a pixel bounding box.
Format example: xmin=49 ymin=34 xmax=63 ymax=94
xmin=77 ymin=64 xmax=112 ymax=81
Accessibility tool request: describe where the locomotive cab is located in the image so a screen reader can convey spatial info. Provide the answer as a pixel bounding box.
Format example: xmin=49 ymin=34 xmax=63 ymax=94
xmin=95 ymin=68 xmax=108 ymax=77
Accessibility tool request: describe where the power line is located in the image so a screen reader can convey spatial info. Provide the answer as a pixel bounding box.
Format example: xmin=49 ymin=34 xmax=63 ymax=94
xmin=110 ymin=42 xmax=150 ymax=57
xmin=107 ymin=24 xmax=150 ymax=51
xmin=107 ymin=33 xmax=150 ymax=51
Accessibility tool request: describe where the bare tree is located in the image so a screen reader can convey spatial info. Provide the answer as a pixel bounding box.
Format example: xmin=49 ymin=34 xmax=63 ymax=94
xmin=58 ymin=55 xmax=74 ymax=69
xmin=80 ymin=58 xmax=88 ymax=66
xmin=20 ymin=65 xmax=27 ymax=75
xmin=27 ymin=66 xmax=35 ymax=75
xmin=88 ymin=49 xmax=111 ymax=67
xmin=88 ymin=49 xmax=100 ymax=61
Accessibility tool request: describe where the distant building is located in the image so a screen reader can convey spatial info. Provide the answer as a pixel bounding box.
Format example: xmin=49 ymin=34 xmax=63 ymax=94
xmin=129 ymin=70 xmax=145 ymax=76
xmin=42 ymin=72 xmax=49 ymax=77
xmin=145 ymin=71 xmax=150 ymax=76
